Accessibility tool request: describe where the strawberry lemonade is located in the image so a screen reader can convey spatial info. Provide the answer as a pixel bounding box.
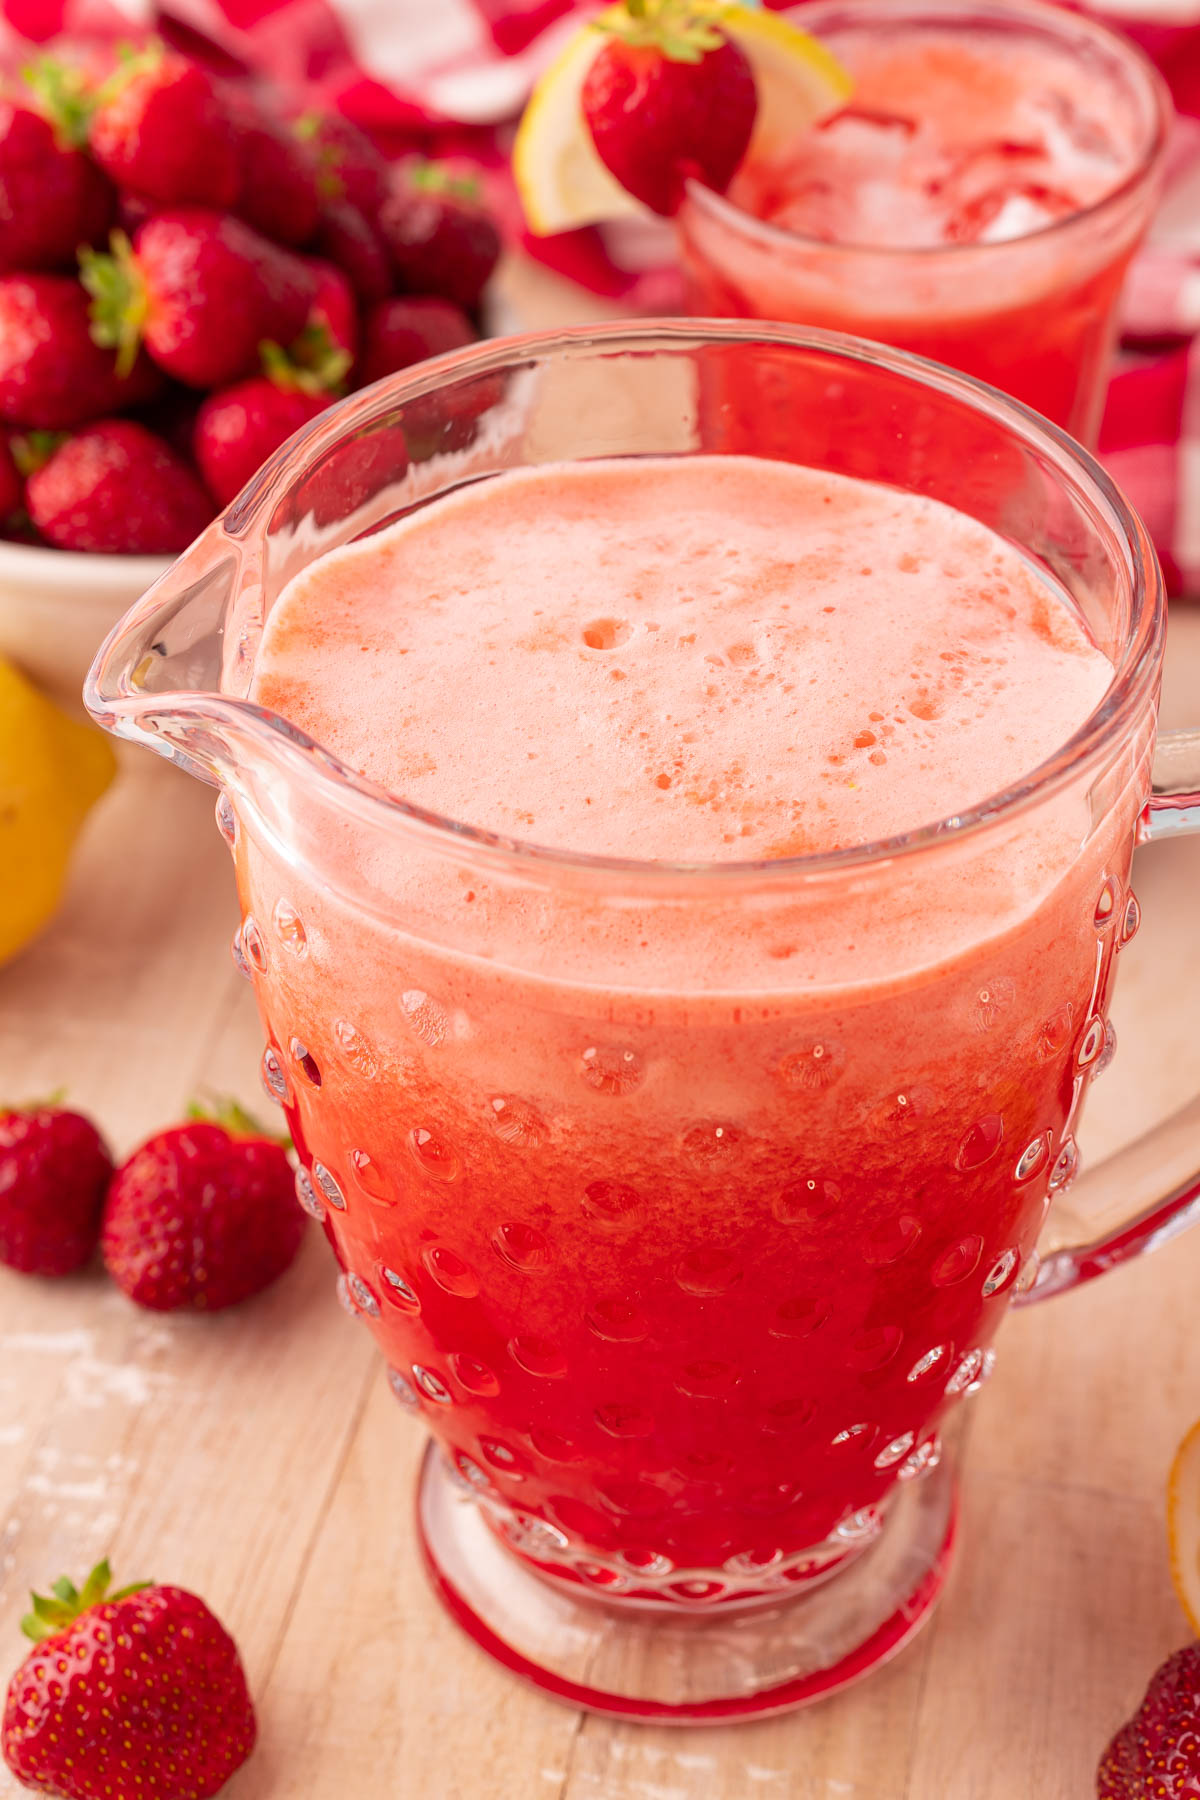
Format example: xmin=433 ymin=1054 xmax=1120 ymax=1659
xmin=238 ymin=448 xmax=1141 ymax=1595
xmin=678 ymin=0 xmax=1169 ymax=443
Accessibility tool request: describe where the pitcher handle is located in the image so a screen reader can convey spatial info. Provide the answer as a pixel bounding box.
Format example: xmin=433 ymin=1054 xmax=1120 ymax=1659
xmin=1018 ymin=728 xmax=1200 ymax=1303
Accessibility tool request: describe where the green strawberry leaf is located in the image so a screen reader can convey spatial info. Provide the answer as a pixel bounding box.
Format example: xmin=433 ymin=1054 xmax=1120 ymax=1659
xmin=187 ymin=1094 xmax=292 ymax=1149
xmin=79 ymin=232 xmax=149 ymax=381
xmin=20 ymin=55 xmax=98 ymax=148
xmin=19 ymin=1562 xmax=150 ymax=1642
xmin=593 ymin=0 xmax=729 ymax=62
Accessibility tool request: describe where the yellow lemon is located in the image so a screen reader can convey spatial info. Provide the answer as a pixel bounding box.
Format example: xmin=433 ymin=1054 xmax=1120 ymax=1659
xmin=1167 ymin=1415 xmax=1200 ymax=1635
xmin=0 ymin=657 xmax=116 ymax=966
xmin=514 ymin=1 xmax=852 ymax=236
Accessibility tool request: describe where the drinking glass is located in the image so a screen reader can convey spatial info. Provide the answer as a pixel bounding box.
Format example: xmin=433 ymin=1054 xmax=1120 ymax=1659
xmin=85 ymin=322 xmax=1200 ymax=1722
xmin=677 ymin=0 xmax=1172 ymax=445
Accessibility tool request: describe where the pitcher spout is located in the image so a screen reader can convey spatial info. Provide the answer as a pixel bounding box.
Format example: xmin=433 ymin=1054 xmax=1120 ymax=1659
xmin=84 ymin=518 xmax=252 ymax=785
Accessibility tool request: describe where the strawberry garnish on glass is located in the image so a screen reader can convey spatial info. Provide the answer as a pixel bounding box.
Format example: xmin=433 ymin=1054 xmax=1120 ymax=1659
xmin=1 ymin=1560 xmax=256 ymax=1799
xmin=581 ymin=0 xmax=759 ymax=215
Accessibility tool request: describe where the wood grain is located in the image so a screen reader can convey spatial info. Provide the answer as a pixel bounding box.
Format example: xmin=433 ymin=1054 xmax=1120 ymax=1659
xmin=1 ymin=463 xmax=1199 ymax=1800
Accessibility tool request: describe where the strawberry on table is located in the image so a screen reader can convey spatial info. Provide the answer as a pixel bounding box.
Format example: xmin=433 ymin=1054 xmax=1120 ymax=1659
xmin=24 ymin=419 xmax=212 ymax=554
xmin=101 ymin=1098 xmax=305 ymax=1311
xmin=581 ymin=0 xmax=758 ymax=216
xmin=312 ymin=199 xmax=393 ymax=305
xmin=379 ymin=159 xmax=502 ymax=310
xmin=227 ymin=85 xmax=321 ymax=248
xmin=88 ymin=43 xmax=240 ymax=209
xmin=0 ymin=1103 xmax=112 ymax=1277
xmin=1097 ymin=1643 xmax=1200 ymax=1797
xmin=358 ymin=295 xmax=476 ymax=388
xmin=0 ymin=273 xmax=162 ymax=429
xmin=81 ymin=212 xmax=316 ymax=391
xmin=0 ymin=95 xmax=114 ymax=273
xmin=1 ymin=1559 xmax=256 ymax=1799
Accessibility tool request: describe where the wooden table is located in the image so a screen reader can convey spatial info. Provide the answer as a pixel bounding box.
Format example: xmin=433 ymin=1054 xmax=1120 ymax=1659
xmin=3 ymin=424 xmax=1200 ymax=1800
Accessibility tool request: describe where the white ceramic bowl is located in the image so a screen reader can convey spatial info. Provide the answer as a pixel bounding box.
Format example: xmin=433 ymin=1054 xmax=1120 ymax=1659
xmin=0 ymin=539 xmax=170 ymax=711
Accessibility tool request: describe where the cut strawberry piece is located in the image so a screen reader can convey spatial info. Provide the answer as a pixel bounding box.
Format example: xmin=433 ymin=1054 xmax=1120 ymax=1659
xmin=1097 ymin=1644 xmax=1200 ymax=1797
xmin=25 ymin=419 xmax=212 ymax=554
xmin=0 ymin=273 xmax=162 ymax=429
xmin=581 ymin=3 xmax=759 ymax=217
xmin=1 ymin=1560 xmax=256 ymax=1799
xmin=82 ymin=213 xmax=316 ymax=391
xmin=0 ymin=1104 xmax=112 ymax=1277
xmin=89 ymin=44 xmax=240 ymax=209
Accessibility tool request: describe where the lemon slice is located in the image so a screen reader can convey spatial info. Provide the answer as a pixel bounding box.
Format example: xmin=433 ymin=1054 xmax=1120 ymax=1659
xmin=1168 ymin=1416 xmax=1200 ymax=1635
xmin=514 ymin=2 xmax=852 ymax=236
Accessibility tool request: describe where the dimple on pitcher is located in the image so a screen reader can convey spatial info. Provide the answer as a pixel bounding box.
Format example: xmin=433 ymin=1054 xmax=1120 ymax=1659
xmin=86 ymin=321 xmax=1200 ymax=1722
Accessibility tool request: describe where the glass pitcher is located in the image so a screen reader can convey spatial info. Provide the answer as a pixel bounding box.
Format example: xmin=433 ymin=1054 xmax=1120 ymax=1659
xmin=86 ymin=322 xmax=1200 ymax=1722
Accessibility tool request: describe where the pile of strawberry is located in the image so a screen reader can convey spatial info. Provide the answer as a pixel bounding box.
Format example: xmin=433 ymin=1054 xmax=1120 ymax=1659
xmin=0 ymin=1096 xmax=305 ymax=1310
xmin=0 ymin=42 xmax=500 ymax=555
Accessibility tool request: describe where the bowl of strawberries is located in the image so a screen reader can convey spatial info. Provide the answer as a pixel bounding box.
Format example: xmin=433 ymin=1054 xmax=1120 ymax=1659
xmin=0 ymin=40 xmax=502 ymax=708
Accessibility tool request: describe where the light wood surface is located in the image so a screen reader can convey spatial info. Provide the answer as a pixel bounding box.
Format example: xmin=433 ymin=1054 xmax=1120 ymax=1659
xmin=3 ymin=426 xmax=1200 ymax=1800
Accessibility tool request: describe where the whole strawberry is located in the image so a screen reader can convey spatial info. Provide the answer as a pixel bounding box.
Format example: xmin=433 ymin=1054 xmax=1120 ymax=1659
xmin=0 ymin=1104 xmax=112 ymax=1277
xmin=0 ymin=274 xmax=161 ymax=429
xmin=81 ymin=213 xmax=316 ymax=390
xmin=194 ymin=374 xmax=334 ymax=507
xmin=300 ymin=256 xmax=358 ymax=360
xmin=312 ymin=200 xmax=392 ymax=305
xmin=102 ymin=1099 xmax=304 ymax=1311
xmin=293 ymin=109 xmax=389 ymax=219
xmin=358 ymin=295 xmax=475 ymax=388
xmin=89 ymin=44 xmax=240 ymax=209
xmin=581 ymin=0 xmax=759 ymax=216
xmin=2 ymin=1560 xmax=256 ymax=1799
xmin=379 ymin=159 xmax=501 ymax=310
xmin=226 ymin=86 xmax=321 ymax=248
xmin=1098 ymin=1644 xmax=1200 ymax=1797
xmin=0 ymin=98 xmax=114 ymax=273
xmin=25 ymin=420 xmax=212 ymax=554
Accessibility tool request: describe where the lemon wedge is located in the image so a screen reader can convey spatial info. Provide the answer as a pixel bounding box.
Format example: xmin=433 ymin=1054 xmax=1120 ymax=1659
xmin=514 ymin=2 xmax=852 ymax=236
xmin=1168 ymin=1416 xmax=1200 ymax=1635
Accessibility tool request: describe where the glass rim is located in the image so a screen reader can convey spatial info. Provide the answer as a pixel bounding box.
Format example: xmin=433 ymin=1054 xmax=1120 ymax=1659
xmin=682 ymin=0 xmax=1173 ymax=264
xmin=89 ymin=319 xmax=1165 ymax=887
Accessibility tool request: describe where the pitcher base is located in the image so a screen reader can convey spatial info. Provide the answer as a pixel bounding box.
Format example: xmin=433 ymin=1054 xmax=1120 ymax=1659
xmin=415 ymin=1444 xmax=957 ymax=1723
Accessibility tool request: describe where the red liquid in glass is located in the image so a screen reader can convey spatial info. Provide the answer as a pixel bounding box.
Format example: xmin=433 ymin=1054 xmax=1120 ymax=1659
xmin=241 ymin=457 xmax=1136 ymax=1594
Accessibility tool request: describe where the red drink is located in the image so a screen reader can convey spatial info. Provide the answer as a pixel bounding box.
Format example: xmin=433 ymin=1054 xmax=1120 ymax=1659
xmin=245 ymin=456 xmax=1128 ymax=1583
xmin=91 ymin=326 xmax=1178 ymax=1718
xmin=679 ymin=0 xmax=1170 ymax=443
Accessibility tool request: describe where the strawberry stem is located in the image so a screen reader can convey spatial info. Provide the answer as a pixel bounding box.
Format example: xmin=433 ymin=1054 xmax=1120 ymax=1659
xmin=592 ymin=0 xmax=732 ymax=62
xmin=20 ymin=55 xmax=98 ymax=148
xmin=407 ymin=159 xmax=483 ymax=205
xmin=261 ymin=325 xmax=351 ymax=398
xmin=21 ymin=1561 xmax=151 ymax=1642
xmin=9 ymin=435 xmax=67 ymax=481
xmin=186 ymin=1094 xmax=292 ymax=1148
xmin=79 ymin=232 xmax=148 ymax=381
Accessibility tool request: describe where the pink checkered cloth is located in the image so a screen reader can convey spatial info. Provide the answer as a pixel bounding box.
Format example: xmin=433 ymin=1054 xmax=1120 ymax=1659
xmin=3 ymin=0 xmax=1199 ymax=593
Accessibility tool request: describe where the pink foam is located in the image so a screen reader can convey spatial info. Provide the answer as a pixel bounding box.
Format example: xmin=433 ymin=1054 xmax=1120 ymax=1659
xmin=253 ymin=457 xmax=1111 ymax=865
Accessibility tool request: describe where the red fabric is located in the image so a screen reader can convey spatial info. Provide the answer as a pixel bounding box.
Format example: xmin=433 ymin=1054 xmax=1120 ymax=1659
xmin=2 ymin=0 xmax=1199 ymax=591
